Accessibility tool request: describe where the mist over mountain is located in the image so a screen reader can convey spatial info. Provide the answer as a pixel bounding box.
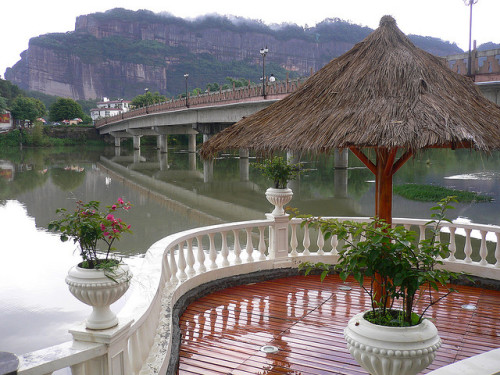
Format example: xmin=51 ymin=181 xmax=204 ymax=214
xmin=5 ymin=8 xmax=464 ymax=101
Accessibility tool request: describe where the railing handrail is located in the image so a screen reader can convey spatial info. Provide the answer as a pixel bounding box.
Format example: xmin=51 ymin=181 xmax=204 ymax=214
xmin=94 ymin=77 xmax=308 ymax=128
xmin=16 ymin=215 xmax=500 ymax=374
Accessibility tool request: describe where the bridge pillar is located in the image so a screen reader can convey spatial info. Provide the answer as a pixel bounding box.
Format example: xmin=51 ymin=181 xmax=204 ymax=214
xmin=188 ymin=134 xmax=196 ymax=153
xmin=239 ymin=149 xmax=249 ymax=181
xmin=334 ymin=149 xmax=349 ymax=198
xmin=158 ymin=151 xmax=168 ymax=171
xmin=132 ymin=136 xmax=141 ymax=150
xmin=203 ymin=159 xmax=213 ymax=182
xmin=133 ymin=149 xmax=141 ymax=164
xmin=157 ymin=134 xmax=168 ymax=153
xmin=334 ymin=148 xmax=348 ymax=169
xmin=114 ymin=137 xmax=121 ymax=147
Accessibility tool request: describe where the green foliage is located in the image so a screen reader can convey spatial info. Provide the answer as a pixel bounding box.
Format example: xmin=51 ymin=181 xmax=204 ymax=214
xmin=0 ymin=78 xmax=23 ymax=106
xmin=48 ymin=198 xmax=133 ymax=270
xmin=10 ymin=96 xmax=46 ymax=121
xmin=0 ymin=129 xmax=22 ymax=147
xmin=131 ymin=91 xmax=166 ymax=107
xmin=23 ymin=123 xmax=50 ymax=146
xmin=299 ymin=197 xmax=465 ymax=327
xmin=394 ymin=183 xmax=492 ymax=203
xmin=0 ymin=96 xmax=7 ymax=113
xmin=252 ymin=156 xmax=302 ymax=189
xmin=49 ymin=98 xmax=84 ymax=122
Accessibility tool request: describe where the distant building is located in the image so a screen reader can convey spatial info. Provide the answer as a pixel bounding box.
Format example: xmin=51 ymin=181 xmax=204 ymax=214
xmin=0 ymin=111 xmax=13 ymax=132
xmin=90 ymin=98 xmax=131 ymax=121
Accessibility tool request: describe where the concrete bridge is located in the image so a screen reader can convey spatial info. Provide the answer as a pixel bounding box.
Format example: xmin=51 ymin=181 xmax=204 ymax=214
xmin=95 ymin=50 xmax=500 ymax=153
xmin=95 ymin=78 xmax=307 ymax=153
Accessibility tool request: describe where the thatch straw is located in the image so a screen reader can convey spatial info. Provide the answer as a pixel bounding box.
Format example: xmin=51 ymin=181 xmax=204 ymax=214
xmin=200 ymin=15 xmax=500 ymax=159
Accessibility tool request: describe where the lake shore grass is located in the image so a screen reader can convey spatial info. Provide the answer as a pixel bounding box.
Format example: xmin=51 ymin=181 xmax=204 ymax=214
xmin=394 ymin=183 xmax=493 ymax=203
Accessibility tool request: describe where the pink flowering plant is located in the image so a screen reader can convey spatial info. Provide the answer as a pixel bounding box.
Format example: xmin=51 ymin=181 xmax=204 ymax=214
xmin=49 ymin=198 xmax=132 ymax=270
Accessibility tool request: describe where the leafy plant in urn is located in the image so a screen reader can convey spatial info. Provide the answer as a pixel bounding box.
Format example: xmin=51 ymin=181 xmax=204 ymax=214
xmin=253 ymin=156 xmax=302 ymax=216
xmin=299 ymin=197 xmax=467 ymax=375
xmin=49 ymin=197 xmax=133 ymax=329
xmin=49 ymin=198 xmax=132 ymax=272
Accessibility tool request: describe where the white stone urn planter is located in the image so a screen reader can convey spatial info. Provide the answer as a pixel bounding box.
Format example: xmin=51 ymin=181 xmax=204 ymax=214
xmin=344 ymin=311 xmax=441 ymax=375
xmin=66 ymin=263 xmax=132 ymax=330
xmin=265 ymin=187 xmax=293 ymax=216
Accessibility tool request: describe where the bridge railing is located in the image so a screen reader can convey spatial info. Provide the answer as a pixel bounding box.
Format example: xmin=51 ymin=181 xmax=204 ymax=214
xmin=94 ymin=78 xmax=308 ymax=128
xmin=16 ymin=214 xmax=500 ymax=374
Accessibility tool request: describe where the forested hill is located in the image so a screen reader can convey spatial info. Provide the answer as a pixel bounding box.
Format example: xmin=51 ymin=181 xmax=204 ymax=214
xmin=5 ymin=8 xmax=464 ymax=101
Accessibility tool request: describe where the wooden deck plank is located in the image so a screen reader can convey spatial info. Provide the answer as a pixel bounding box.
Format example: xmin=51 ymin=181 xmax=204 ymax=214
xmin=178 ymin=274 xmax=500 ymax=374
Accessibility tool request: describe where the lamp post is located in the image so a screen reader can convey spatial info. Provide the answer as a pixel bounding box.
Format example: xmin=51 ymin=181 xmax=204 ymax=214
xmin=260 ymin=46 xmax=268 ymax=98
xmin=184 ymin=73 xmax=189 ymax=107
xmin=464 ymin=0 xmax=478 ymax=77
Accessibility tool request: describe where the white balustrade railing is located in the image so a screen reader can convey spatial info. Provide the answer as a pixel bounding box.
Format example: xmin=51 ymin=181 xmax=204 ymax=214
xmin=15 ymin=215 xmax=500 ymax=375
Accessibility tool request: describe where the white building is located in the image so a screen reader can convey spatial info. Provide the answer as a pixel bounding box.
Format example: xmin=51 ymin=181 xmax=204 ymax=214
xmin=90 ymin=98 xmax=131 ymax=121
xmin=0 ymin=111 xmax=13 ymax=132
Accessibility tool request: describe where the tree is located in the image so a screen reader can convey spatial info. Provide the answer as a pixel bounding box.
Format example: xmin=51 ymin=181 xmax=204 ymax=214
xmin=49 ymin=98 xmax=85 ymax=122
xmin=131 ymin=91 xmax=166 ymax=108
xmin=0 ymin=96 xmax=7 ymax=113
xmin=10 ymin=96 xmax=46 ymax=122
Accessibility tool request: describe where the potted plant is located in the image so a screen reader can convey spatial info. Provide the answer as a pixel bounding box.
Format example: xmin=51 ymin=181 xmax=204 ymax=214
xmin=299 ymin=197 xmax=464 ymax=375
xmin=48 ymin=198 xmax=133 ymax=330
xmin=253 ymin=156 xmax=301 ymax=216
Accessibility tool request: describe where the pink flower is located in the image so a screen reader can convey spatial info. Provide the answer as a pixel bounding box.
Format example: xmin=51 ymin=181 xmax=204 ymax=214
xmin=111 ymin=205 xmax=117 ymax=210
xmin=117 ymin=197 xmax=124 ymax=204
xmin=106 ymin=214 xmax=115 ymax=221
xmin=100 ymin=223 xmax=106 ymax=231
xmin=127 ymin=225 xmax=131 ymax=230
xmin=103 ymin=232 xmax=110 ymax=237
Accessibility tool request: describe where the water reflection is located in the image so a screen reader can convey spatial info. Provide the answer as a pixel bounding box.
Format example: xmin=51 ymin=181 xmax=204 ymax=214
xmin=1 ymin=145 xmax=500 ymax=356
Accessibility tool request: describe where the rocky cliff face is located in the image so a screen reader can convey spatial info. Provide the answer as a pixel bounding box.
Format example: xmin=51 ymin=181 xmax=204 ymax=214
xmin=5 ymin=9 xmax=462 ymax=101
xmin=6 ymin=43 xmax=167 ymax=100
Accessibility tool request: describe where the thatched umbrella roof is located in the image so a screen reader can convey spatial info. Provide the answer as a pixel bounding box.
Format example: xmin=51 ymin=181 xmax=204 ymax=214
xmin=200 ymin=15 xmax=500 ymax=158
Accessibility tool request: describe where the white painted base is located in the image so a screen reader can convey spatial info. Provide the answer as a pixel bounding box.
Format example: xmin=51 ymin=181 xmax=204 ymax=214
xmin=344 ymin=311 xmax=441 ymax=375
xmin=66 ymin=264 xmax=132 ymax=330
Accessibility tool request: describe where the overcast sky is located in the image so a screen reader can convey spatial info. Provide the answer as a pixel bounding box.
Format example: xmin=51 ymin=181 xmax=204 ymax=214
xmin=2 ymin=0 xmax=499 ymax=78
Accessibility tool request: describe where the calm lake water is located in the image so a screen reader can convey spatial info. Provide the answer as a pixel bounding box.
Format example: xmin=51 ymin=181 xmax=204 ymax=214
xmin=1 ymin=144 xmax=500 ymax=356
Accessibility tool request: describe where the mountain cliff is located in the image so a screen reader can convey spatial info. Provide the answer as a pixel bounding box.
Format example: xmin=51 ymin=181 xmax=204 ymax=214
xmin=5 ymin=8 xmax=463 ymax=101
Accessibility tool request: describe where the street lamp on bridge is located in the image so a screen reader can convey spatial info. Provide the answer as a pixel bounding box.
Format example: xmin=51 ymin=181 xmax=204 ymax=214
xmin=464 ymin=0 xmax=478 ymax=77
xmin=260 ymin=46 xmax=268 ymax=98
xmin=184 ymin=73 xmax=189 ymax=108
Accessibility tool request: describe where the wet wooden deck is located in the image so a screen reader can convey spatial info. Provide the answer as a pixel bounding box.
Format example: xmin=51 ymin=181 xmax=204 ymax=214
xmin=178 ymin=274 xmax=500 ymax=374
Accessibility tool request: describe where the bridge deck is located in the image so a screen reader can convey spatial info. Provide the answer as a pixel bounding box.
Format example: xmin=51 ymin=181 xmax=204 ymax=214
xmin=178 ymin=274 xmax=500 ymax=374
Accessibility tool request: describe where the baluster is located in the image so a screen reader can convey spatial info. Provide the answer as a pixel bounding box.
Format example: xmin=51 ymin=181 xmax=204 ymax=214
xmin=330 ymin=234 xmax=338 ymax=255
xmin=495 ymin=232 xmax=500 ymax=267
xmin=479 ymin=230 xmax=488 ymax=265
xmin=317 ymin=227 xmax=325 ymax=255
xmin=245 ymin=227 xmax=254 ymax=262
xmin=448 ymin=227 xmax=457 ymax=261
xmin=169 ymin=247 xmax=179 ymax=284
xmin=129 ymin=330 xmax=143 ymax=374
xmin=177 ymin=242 xmax=187 ymax=281
xmin=464 ymin=228 xmax=472 ymax=263
xmin=70 ymin=362 xmax=85 ymax=375
xmin=290 ymin=222 xmax=298 ymax=257
xmin=302 ymin=222 xmax=310 ymax=255
xmin=435 ymin=228 xmax=442 ymax=260
xmin=258 ymin=226 xmax=267 ymax=260
xmin=186 ymin=237 xmax=196 ymax=277
xmin=196 ymin=235 xmax=206 ymax=273
xmin=208 ymin=233 xmax=218 ymax=269
xmin=162 ymin=251 xmax=171 ymax=286
xmin=419 ymin=225 xmax=426 ymax=248
xmin=232 ymin=229 xmax=242 ymax=264
xmin=221 ymin=231 xmax=230 ymax=267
